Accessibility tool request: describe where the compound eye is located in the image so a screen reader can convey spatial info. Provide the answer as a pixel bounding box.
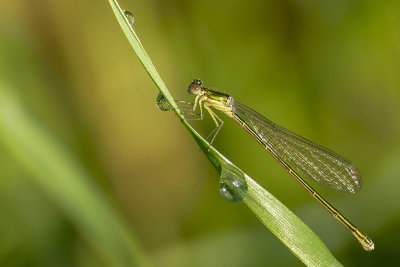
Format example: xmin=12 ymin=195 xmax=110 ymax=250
xmin=194 ymin=79 xmax=202 ymax=86
xmin=188 ymin=79 xmax=202 ymax=94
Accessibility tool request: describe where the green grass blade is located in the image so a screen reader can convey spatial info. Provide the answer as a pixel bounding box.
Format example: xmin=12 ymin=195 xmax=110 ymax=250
xmin=0 ymin=85 xmax=150 ymax=267
xmin=243 ymin=177 xmax=341 ymax=266
xmin=107 ymin=0 xmax=342 ymax=265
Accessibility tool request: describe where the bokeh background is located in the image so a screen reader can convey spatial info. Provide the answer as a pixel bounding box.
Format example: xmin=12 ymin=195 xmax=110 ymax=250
xmin=1 ymin=0 xmax=399 ymax=266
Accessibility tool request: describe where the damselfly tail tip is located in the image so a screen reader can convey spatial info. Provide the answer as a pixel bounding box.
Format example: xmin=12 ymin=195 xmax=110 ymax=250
xmin=362 ymin=237 xmax=374 ymax=251
xmin=353 ymin=231 xmax=374 ymax=251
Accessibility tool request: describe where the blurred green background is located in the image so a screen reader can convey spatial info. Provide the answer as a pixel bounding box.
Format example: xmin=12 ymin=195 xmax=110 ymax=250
xmin=1 ymin=0 xmax=399 ymax=266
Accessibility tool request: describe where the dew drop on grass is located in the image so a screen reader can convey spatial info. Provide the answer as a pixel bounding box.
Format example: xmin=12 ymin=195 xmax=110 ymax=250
xmin=123 ymin=10 xmax=135 ymax=26
xmin=219 ymin=163 xmax=248 ymax=202
xmin=156 ymin=91 xmax=172 ymax=111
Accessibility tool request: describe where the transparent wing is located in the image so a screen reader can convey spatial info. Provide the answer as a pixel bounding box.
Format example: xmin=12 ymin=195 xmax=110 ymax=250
xmin=232 ymin=101 xmax=362 ymax=194
xmin=157 ymin=97 xmax=202 ymax=120
xmin=176 ymin=100 xmax=204 ymax=120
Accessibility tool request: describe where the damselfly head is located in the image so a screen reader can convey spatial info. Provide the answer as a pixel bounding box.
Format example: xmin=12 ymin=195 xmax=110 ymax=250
xmin=188 ymin=79 xmax=203 ymax=95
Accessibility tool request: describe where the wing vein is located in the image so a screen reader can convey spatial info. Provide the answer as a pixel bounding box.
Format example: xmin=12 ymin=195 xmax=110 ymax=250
xmin=231 ymin=100 xmax=362 ymax=193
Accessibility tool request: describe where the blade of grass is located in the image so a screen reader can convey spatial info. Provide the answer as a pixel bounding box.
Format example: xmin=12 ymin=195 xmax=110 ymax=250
xmin=0 ymin=85 xmax=150 ymax=267
xmin=107 ymin=0 xmax=342 ymax=265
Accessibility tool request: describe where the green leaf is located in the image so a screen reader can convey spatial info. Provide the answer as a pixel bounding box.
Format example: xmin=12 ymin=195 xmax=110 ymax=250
xmin=107 ymin=0 xmax=342 ymax=265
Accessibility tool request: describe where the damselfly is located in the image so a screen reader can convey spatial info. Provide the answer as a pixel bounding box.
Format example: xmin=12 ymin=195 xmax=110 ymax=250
xmin=185 ymin=79 xmax=374 ymax=251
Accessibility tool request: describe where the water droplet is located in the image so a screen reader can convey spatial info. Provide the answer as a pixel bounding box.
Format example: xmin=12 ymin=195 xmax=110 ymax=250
xmin=123 ymin=10 xmax=135 ymax=26
xmin=219 ymin=163 xmax=248 ymax=202
xmin=156 ymin=91 xmax=172 ymax=111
